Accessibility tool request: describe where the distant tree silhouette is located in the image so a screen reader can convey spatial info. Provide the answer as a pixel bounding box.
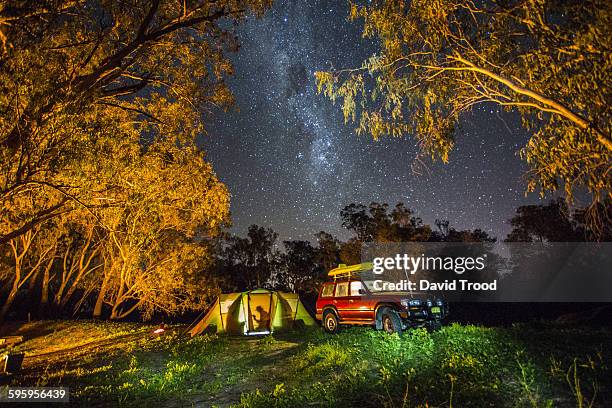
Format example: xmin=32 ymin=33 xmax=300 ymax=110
xmin=217 ymin=225 xmax=279 ymax=291
xmin=314 ymin=232 xmax=341 ymax=275
xmin=341 ymin=202 xmax=432 ymax=243
xmin=211 ymin=202 xmax=509 ymax=299
xmin=431 ymin=219 xmax=496 ymax=242
xmin=505 ymin=198 xmax=611 ymax=242
xmin=275 ymin=240 xmax=322 ymax=294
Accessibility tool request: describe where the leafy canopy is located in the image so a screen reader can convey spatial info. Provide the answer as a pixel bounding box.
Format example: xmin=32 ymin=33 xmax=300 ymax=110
xmin=0 ymin=0 xmax=271 ymax=319
xmin=316 ymin=0 xmax=611 ymax=215
xmin=0 ymin=0 xmax=271 ymax=244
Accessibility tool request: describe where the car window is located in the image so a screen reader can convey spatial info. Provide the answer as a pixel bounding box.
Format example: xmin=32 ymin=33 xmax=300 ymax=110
xmin=361 ymin=280 xmax=377 ymax=292
xmin=321 ymin=284 xmax=335 ymax=298
xmin=350 ymin=281 xmax=365 ymax=296
xmin=335 ymin=282 xmax=349 ymax=297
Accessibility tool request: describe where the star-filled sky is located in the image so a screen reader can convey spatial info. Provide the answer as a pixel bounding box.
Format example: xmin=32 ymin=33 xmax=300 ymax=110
xmin=201 ymin=0 xmax=551 ymax=243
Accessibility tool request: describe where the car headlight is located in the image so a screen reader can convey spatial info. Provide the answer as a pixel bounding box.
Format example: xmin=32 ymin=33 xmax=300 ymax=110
xmin=436 ymin=299 xmax=444 ymax=306
xmin=401 ymin=299 xmax=422 ymax=307
xmin=426 ymin=300 xmax=433 ymax=307
xmin=402 ymin=299 xmax=421 ymax=307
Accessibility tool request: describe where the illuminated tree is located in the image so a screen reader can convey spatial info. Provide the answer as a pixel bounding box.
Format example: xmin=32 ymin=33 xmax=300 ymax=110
xmin=0 ymin=0 xmax=271 ymax=245
xmin=316 ymin=0 xmax=611 ymax=223
xmin=91 ymin=142 xmax=229 ymax=319
xmin=0 ymin=1 xmax=270 ymax=319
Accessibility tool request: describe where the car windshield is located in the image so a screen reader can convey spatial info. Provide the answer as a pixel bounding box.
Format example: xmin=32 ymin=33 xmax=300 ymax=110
xmin=357 ymin=269 xmax=408 ymax=293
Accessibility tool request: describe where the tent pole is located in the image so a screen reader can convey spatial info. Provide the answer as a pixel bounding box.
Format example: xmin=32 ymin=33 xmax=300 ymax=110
xmin=183 ymin=296 xmax=217 ymax=336
xmin=273 ymin=295 xmax=280 ymax=331
xmin=218 ymin=297 xmax=225 ymax=332
xmin=245 ymin=292 xmax=251 ymax=334
xmin=268 ymin=292 xmax=274 ymax=332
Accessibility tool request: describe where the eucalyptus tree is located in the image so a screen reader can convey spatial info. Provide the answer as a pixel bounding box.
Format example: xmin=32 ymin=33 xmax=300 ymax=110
xmin=0 ymin=0 xmax=271 ymax=245
xmin=316 ymin=0 xmax=611 ymax=226
xmin=0 ymin=0 xmax=270 ymax=319
xmin=92 ymin=141 xmax=229 ymax=319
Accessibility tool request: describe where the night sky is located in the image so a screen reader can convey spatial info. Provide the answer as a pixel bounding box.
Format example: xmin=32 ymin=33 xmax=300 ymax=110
xmin=201 ymin=0 xmax=549 ymax=243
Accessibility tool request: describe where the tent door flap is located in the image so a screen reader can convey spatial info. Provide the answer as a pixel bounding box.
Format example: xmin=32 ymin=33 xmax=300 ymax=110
xmin=246 ymin=292 xmax=273 ymax=334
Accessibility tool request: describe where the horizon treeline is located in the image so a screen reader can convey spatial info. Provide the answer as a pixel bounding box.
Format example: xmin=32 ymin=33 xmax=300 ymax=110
xmin=1 ymin=199 xmax=608 ymax=322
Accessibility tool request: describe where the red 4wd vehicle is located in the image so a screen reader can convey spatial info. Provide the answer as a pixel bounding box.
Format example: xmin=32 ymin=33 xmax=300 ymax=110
xmin=315 ymin=263 xmax=448 ymax=334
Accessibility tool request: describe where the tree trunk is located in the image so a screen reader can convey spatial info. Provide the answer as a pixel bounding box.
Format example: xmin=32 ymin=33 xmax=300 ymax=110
xmin=0 ymin=279 xmax=19 ymax=323
xmin=57 ymin=227 xmax=99 ymax=310
xmin=60 ymin=262 xmax=100 ymax=309
xmin=110 ymin=300 xmax=142 ymax=320
xmin=93 ymin=273 xmax=110 ymax=319
xmin=0 ymin=240 xmax=23 ymax=323
xmin=39 ymin=257 xmax=54 ymax=317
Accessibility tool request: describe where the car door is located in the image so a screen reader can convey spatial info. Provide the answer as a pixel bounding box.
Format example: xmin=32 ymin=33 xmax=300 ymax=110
xmin=333 ymin=281 xmax=351 ymax=320
xmin=316 ymin=282 xmax=336 ymax=318
xmin=347 ymin=280 xmax=374 ymax=322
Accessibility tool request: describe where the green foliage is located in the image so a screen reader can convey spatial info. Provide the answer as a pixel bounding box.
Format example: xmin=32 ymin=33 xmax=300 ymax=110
xmin=316 ymin=0 xmax=611 ymax=216
xmin=118 ymin=335 xmax=224 ymax=397
xmin=8 ymin=321 xmax=611 ymax=407
xmin=237 ymin=324 xmax=610 ymax=407
xmin=293 ymin=340 xmax=355 ymax=376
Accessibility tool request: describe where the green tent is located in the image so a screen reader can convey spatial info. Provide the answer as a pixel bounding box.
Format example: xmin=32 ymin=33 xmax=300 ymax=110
xmin=189 ymin=289 xmax=316 ymax=336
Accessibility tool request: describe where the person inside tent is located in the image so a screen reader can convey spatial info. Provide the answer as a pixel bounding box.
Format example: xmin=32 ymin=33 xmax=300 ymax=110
xmin=252 ymin=305 xmax=270 ymax=330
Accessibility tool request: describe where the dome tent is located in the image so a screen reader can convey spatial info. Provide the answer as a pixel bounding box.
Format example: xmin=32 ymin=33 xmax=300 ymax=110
xmin=189 ymin=289 xmax=316 ymax=336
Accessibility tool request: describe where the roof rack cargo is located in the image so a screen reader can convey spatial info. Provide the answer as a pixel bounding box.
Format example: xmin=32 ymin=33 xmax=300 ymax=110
xmin=328 ymin=262 xmax=372 ymax=279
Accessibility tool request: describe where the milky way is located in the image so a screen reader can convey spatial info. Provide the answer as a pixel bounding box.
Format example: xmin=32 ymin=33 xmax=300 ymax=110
xmin=201 ymin=0 xmax=551 ymax=242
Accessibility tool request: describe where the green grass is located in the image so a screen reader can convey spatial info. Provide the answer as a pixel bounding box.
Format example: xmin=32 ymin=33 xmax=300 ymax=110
xmin=3 ymin=320 xmax=610 ymax=407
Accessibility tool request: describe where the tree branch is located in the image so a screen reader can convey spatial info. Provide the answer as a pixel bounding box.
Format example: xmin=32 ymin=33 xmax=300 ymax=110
xmin=451 ymin=55 xmax=612 ymax=151
xmin=0 ymin=199 xmax=70 ymax=246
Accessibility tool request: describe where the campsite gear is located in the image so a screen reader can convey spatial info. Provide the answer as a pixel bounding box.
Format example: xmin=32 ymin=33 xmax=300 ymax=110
xmin=190 ymin=289 xmax=316 ymax=336
xmin=2 ymin=352 xmax=25 ymax=373
xmin=0 ymin=336 xmax=23 ymax=349
xmin=153 ymin=323 xmax=166 ymax=335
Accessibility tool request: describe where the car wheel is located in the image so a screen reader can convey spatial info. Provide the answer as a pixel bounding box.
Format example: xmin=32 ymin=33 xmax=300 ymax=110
xmin=323 ymin=310 xmax=339 ymax=334
xmin=427 ymin=320 xmax=442 ymax=332
xmin=381 ymin=308 xmax=403 ymax=336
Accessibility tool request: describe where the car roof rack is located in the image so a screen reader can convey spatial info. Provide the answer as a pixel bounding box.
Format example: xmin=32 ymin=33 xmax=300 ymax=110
xmin=328 ymin=262 xmax=372 ymax=280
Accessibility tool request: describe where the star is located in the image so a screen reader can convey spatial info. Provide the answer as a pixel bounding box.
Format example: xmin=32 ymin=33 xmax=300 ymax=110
xmin=200 ymin=0 xmax=543 ymax=243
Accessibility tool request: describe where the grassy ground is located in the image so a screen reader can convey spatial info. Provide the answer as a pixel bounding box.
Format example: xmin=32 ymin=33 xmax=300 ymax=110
xmin=1 ymin=320 xmax=610 ymax=407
